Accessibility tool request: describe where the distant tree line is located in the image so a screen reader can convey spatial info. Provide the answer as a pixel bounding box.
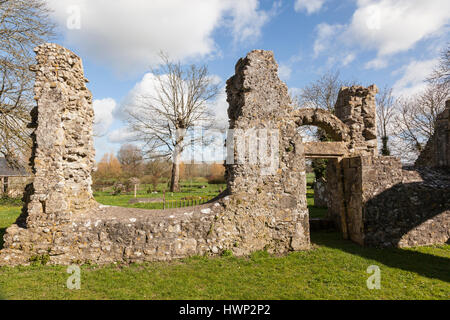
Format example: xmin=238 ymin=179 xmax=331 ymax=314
xmin=92 ymin=143 xmax=225 ymax=193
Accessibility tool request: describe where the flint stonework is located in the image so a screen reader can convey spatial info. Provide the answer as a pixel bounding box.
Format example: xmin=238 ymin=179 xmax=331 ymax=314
xmin=0 ymin=44 xmax=448 ymax=267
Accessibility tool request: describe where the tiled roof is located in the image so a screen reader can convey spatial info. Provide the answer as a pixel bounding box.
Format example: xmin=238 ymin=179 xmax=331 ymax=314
xmin=0 ymin=158 xmax=29 ymax=177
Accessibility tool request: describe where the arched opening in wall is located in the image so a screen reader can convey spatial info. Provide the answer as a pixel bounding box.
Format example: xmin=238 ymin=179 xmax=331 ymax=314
xmin=291 ymin=107 xmax=351 ymax=235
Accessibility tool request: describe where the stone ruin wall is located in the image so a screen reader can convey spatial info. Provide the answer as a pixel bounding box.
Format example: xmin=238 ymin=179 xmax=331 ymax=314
xmin=0 ymin=43 xmax=448 ymax=266
xmin=310 ymin=85 xmax=379 ymax=235
xmin=225 ymin=50 xmax=310 ymax=252
xmin=341 ymin=97 xmax=450 ymax=247
xmin=0 ymin=46 xmax=310 ymax=266
xmin=342 ymin=156 xmax=449 ymax=247
xmin=415 ymin=100 xmax=450 ymax=168
xmin=19 ymin=44 xmax=97 ymax=230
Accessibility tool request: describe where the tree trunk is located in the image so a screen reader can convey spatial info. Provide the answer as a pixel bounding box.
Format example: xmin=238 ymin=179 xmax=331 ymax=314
xmin=170 ymin=147 xmax=181 ymax=192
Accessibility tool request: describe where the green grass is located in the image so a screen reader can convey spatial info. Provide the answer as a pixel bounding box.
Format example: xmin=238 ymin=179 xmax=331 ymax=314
xmin=306 ymin=173 xmax=315 ymax=185
xmin=1 ymin=187 xmax=448 ymax=300
xmin=0 ymin=206 xmax=20 ymax=250
xmin=0 ymin=211 xmax=448 ymax=299
xmin=306 ymin=172 xmax=328 ymax=219
xmin=307 ymin=185 xmax=327 ymax=219
xmin=94 ymin=181 xmax=226 ymax=210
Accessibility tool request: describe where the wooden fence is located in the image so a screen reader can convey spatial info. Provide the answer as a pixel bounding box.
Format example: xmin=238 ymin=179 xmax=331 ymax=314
xmin=162 ymin=194 xmax=213 ymax=210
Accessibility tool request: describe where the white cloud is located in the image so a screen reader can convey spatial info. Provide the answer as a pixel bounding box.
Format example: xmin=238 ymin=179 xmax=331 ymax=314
xmin=119 ymin=73 xmax=159 ymax=118
xmin=347 ymin=0 xmax=450 ymax=57
xmin=294 ymin=0 xmax=326 ymax=14
xmin=208 ymin=87 xmax=229 ymax=129
xmin=392 ymin=59 xmax=438 ymax=97
xmin=278 ymin=64 xmax=292 ymax=80
xmin=108 ymin=127 xmax=136 ymax=144
xmin=342 ymin=53 xmax=356 ymax=66
xmin=313 ymin=23 xmax=344 ymax=57
xmin=93 ymin=98 xmax=116 ymax=135
xmin=313 ymin=0 xmax=450 ymax=69
xmin=46 ymin=0 xmax=272 ymax=73
xmin=364 ymin=57 xmax=388 ymax=70
xmin=224 ymin=1 xmax=272 ymax=45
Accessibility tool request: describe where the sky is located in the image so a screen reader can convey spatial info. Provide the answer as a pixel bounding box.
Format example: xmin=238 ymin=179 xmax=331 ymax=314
xmin=44 ymin=0 xmax=450 ymax=161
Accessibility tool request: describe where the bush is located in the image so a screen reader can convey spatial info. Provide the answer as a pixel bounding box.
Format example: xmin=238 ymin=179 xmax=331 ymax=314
xmin=112 ymin=182 xmax=126 ymax=196
xmin=207 ymin=175 xmax=226 ymax=184
xmin=0 ymin=196 xmax=22 ymax=207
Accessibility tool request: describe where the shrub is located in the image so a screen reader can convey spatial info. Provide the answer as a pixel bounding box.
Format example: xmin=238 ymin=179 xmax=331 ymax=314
xmin=207 ymin=175 xmax=226 ymax=184
xmin=0 ymin=196 xmax=22 ymax=207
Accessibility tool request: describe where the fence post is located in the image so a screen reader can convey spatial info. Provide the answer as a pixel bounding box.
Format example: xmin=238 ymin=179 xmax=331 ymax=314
xmin=163 ymin=190 xmax=166 ymax=210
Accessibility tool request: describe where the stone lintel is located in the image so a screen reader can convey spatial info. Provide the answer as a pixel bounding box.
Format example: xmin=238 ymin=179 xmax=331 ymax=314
xmin=304 ymin=142 xmax=347 ymax=158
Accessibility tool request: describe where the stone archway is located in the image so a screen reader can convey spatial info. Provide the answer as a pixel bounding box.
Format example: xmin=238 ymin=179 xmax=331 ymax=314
xmin=291 ymin=108 xmax=350 ymax=159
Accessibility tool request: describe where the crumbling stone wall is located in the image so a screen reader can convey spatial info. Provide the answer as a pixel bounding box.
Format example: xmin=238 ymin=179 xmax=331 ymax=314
xmin=225 ymin=50 xmax=310 ymax=252
xmin=0 ymin=47 xmax=310 ymax=266
xmin=342 ymin=156 xmax=449 ymax=247
xmin=415 ymin=100 xmax=450 ymax=168
xmin=293 ymin=86 xmax=379 ymax=219
xmin=1 ymin=44 xmax=447 ymax=266
xmin=20 ymin=44 xmax=97 ymax=230
xmin=335 ymin=85 xmax=378 ymax=156
xmin=291 ymin=108 xmax=350 ymax=143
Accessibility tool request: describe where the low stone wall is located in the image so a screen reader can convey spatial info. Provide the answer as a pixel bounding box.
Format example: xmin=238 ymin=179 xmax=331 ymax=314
xmin=343 ymin=156 xmax=450 ymax=247
xmin=1 ymin=191 xmax=311 ymax=266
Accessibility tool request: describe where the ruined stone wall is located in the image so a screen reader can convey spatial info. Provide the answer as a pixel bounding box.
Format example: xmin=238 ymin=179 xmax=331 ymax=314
xmin=415 ymin=100 xmax=450 ymax=168
xmin=335 ymin=86 xmax=378 ymax=156
xmin=2 ymin=43 xmax=445 ymax=267
xmin=21 ymin=44 xmax=97 ymax=229
xmin=0 ymin=47 xmax=310 ymax=266
xmin=225 ymin=50 xmax=310 ymax=252
xmin=342 ymin=156 xmax=449 ymax=247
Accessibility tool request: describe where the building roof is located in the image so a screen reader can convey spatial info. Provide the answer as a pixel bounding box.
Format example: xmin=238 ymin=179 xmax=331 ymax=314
xmin=0 ymin=158 xmax=29 ymax=177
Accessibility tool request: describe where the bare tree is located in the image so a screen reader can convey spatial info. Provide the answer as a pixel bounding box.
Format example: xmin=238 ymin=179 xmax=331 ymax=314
xmin=0 ymin=0 xmax=55 ymax=162
xmin=117 ymin=144 xmax=143 ymax=177
xmin=144 ymin=159 xmax=171 ymax=192
xmin=376 ymin=86 xmax=396 ymax=156
xmin=428 ymin=45 xmax=450 ymax=86
xmin=125 ymin=53 xmax=219 ymax=192
xmin=296 ymin=70 xmax=352 ymax=112
xmin=393 ymin=83 xmax=449 ymax=162
xmin=0 ymin=59 xmax=32 ymax=163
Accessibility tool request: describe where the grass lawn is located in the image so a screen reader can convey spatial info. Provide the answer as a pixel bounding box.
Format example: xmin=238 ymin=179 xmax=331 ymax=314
xmin=94 ymin=181 xmax=226 ymax=210
xmin=93 ymin=177 xmax=328 ymax=219
xmin=306 ymin=173 xmax=327 ymax=219
xmin=0 ymin=203 xmax=449 ymax=300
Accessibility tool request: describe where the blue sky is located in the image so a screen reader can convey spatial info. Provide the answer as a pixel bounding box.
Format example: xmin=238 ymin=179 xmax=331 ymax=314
xmin=45 ymin=0 xmax=450 ymax=161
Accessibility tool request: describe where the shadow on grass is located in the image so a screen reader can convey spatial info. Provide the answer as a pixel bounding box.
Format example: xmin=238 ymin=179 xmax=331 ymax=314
xmin=0 ymin=227 xmax=6 ymax=250
xmin=311 ymin=232 xmax=450 ymax=283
